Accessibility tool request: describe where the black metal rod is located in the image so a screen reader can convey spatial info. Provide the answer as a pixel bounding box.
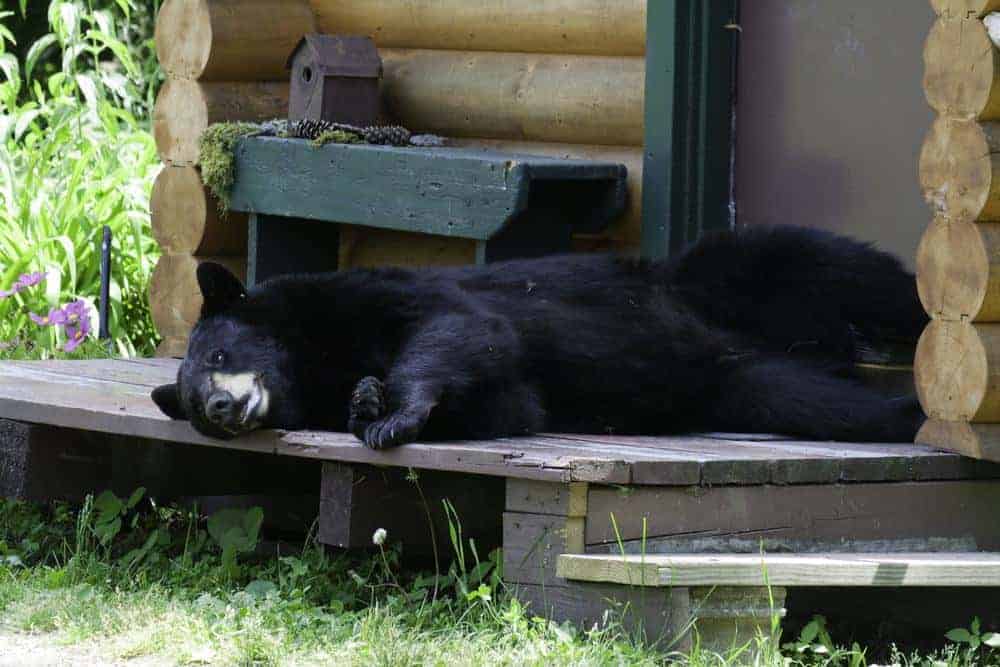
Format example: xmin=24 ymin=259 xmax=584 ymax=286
xmin=99 ymin=225 xmax=111 ymax=340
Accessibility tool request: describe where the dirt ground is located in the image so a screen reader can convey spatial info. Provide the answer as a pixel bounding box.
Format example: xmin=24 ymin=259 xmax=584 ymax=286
xmin=0 ymin=631 xmax=173 ymax=667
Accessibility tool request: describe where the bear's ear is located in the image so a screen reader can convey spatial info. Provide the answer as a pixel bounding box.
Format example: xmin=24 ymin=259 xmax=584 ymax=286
xmin=151 ymin=383 xmax=186 ymax=420
xmin=197 ymin=262 xmax=246 ymax=317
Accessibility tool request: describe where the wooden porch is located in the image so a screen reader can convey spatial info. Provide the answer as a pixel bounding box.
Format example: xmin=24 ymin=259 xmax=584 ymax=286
xmin=2 ymin=358 xmax=1000 ymax=653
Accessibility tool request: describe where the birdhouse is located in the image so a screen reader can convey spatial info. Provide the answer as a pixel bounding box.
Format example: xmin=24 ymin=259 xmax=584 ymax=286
xmin=287 ymin=34 xmax=382 ymax=127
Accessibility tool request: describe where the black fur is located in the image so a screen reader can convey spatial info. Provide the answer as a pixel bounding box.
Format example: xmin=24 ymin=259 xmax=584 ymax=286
xmin=152 ymin=225 xmax=927 ymax=448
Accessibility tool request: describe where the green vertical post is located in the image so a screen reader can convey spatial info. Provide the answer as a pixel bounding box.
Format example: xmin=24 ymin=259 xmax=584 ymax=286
xmin=641 ymin=0 xmax=739 ymax=260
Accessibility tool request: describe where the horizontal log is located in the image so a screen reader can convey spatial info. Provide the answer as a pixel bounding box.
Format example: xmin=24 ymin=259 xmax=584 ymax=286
xmin=152 ymin=79 xmax=289 ymax=166
xmin=311 ymin=0 xmax=645 ymax=56
xmin=924 ymin=17 xmax=1000 ymax=120
xmin=150 ymin=254 xmax=247 ymax=341
xmin=381 ymin=49 xmax=645 ymax=146
xmin=338 ymin=227 xmax=476 ymax=269
xmin=919 ymin=118 xmax=1000 ymax=222
xmin=155 ymin=0 xmax=316 ymax=81
xmin=449 ymin=139 xmax=643 ymax=250
xmin=914 ymin=319 xmax=1000 ymax=422
xmin=930 ymin=0 xmax=1000 ymax=18
xmin=151 ymin=166 xmax=248 ymax=255
xmin=917 ymin=419 xmax=1000 ymax=462
xmin=917 ymin=219 xmax=1000 ymax=322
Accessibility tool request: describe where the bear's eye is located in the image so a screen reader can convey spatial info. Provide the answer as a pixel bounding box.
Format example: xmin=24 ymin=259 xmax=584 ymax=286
xmin=208 ymin=350 xmax=226 ymax=367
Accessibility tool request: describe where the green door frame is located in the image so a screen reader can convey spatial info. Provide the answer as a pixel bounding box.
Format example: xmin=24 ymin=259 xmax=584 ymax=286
xmin=641 ymin=0 xmax=740 ymax=260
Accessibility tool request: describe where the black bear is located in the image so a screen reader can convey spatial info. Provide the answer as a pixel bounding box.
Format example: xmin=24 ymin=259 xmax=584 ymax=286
xmin=151 ymin=225 xmax=927 ymax=448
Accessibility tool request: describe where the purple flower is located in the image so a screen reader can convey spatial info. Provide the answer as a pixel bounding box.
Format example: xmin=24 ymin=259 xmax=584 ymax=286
xmin=29 ymin=307 xmax=68 ymax=327
xmin=0 ymin=271 xmax=45 ymax=299
xmin=62 ymin=300 xmax=92 ymax=352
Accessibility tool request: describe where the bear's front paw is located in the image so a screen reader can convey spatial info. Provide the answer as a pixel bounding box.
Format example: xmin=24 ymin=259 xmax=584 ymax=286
xmin=348 ymin=376 xmax=385 ymax=440
xmin=362 ymin=410 xmax=426 ymax=450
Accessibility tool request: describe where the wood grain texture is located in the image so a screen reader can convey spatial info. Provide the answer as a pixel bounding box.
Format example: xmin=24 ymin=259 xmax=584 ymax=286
xmin=919 ymin=118 xmax=1000 ymax=222
xmin=917 ymin=418 xmax=1000 ymax=461
xmin=930 ymin=0 xmax=1000 ymax=18
xmin=228 ymin=138 xmax=627 ymax=239
xmin=585 ymin=481 xmax=1000 ymax=550
xmin=0 ymin=360 xmax=994 ymax=486
xmin=917 ymin=219 xmax=1000 ymax=322
xmin=312 ymin=0 xmax=645 ymax=56
xmin=504 ymin=480 xmax=588 ymax=517
xmin=559 ymin=552 xmax=1000 ymax=587
xmin=155 ymin=0 xmax=316 ymax=81
xmin=924 ymin=17 xmax=1000 ymax=120
xmin=149 ymin=254 xmax=247 ymax=342
xmin=151 ymin=166 xmax=247 ymax=255
xmin=503 ymin=511 xmax=584 ymax=587
xmin=152 ymin=79 xmax=289 ymax=166
xmin=381 ymin=49 xmax=644 ymax=146
xmin=915 ymin=319 xmax=1000 ymax=421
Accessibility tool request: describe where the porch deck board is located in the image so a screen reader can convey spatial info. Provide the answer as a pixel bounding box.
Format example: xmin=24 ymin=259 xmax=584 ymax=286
xmin=0 ymin=359 xmax=995 ymax=486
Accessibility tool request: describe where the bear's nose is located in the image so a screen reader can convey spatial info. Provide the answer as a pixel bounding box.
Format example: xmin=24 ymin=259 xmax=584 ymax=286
xmin=205 ymin=391 xmax=235 ymax=423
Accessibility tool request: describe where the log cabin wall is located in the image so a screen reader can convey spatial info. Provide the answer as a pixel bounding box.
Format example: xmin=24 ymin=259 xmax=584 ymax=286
xmin=915 ymin=0 xmax=1000 ymax=461
xmin=149 ymin=0 xmax=646 ymax=353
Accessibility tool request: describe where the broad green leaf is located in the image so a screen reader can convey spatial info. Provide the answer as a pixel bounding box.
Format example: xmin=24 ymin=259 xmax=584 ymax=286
xmin=983 ymin=633 xmax=1000 ymax=648
xmin=946 ymin=628 xmax=972 ymax=644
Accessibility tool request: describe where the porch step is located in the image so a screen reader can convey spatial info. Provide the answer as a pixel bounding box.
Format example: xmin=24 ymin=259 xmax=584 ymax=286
xmin=557 ymin=552 xmax=1000 ymax=588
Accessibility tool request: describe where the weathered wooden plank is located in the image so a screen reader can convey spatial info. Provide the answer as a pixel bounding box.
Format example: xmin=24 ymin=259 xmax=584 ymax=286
xmin=587 ymin=535 xmax=980 ymax=556
xmin=558 ymin=552 xmax=1000 ymax=588
xmin=503 ymin=511 xmax=585 ymax=587
xmin=585 ymin=481 xmax=1000 ymax=550
xmin=0 ymin=360 xmax=994 ymax=486
xmin=505 ymin=480 xmax=588 ymax=516
xmin=229 ymin=138 xmax=627 ymax=241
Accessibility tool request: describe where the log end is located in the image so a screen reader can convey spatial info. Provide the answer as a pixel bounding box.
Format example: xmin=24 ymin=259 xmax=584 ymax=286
xmin=915 ymin=320 xmax=989 ymax=421
xmin=155 ymin=0 xmax=212 ymax=80
xmin=924 ymin=17 xmax=1000 ymax=120
xmin=916 ymin=219 xmax=991 ymax=320
xmin=919 ymin=117 xmax=996 ymax=222
xmin=153 ymin=79 xmax=209 ymax=166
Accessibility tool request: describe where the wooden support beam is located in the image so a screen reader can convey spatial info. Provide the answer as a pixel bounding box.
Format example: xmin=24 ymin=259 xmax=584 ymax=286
xmin=318 ymin=463 xmax=504 ymax=557
xmin=920 ymin=118 xmax=1000 ymax=222
xmin=152 ymin=79 xmax=289 ymax=166
xmin=151 ymin=166 xmax=247 ymax=256
xmin=155 ymin=0 xmax=316 ymax=81
xmin=917 ymin=219 xmax=1000 ymax=322
xmin=915 ymin=319 xmax=1000 ymax=421
xmin=310 ymin=0 xmax=646 ymax=57
xmin=924 ymin=17 xmax=1000 ymax=120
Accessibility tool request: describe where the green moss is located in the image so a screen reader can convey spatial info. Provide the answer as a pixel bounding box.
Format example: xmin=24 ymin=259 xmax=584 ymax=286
xmin=311 ymin=129 xmax=363 ymax=146
xmin=198 ymin=122 xmax=261 ymax=214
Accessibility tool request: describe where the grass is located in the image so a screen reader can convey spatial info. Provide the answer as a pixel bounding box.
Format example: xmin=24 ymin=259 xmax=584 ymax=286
xmin=2 ymin=496 xmax=999 ymax=667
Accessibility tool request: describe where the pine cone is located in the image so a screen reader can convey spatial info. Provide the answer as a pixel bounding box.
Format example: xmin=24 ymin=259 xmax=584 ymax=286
xmin=362 ymin=124 xmax=412 ymax=146
xmin=289 ymin=119 xmax=334 ymax=140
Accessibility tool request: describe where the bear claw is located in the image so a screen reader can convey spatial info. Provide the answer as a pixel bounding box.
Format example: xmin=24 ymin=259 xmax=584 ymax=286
xmin=362 ymin=411 xmax=424 ymax=449
xmin=348 ymin=376 xmax=385 ymax=440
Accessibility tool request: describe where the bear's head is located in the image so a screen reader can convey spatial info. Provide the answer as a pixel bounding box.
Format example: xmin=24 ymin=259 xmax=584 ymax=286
xmin=151 ymin=263 xmax=302 ymax=439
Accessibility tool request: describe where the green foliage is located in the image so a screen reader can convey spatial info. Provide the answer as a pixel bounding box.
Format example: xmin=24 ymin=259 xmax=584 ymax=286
xmin=312 ymin=128 xmax=363 ymax=147
xmin=0 ymin=0 xmax=161 ymax=357
xmin=945 ymin=617 xmax=1000 ymax=665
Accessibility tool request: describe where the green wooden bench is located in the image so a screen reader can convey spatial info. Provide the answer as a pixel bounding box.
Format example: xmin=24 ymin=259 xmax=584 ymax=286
xmin=228 ymin=137 xmax=629 ymax=284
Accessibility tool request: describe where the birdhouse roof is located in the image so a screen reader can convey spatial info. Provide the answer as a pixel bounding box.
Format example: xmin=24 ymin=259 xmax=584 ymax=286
xmin=286 ymin=34 xmax=382 ymax=78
